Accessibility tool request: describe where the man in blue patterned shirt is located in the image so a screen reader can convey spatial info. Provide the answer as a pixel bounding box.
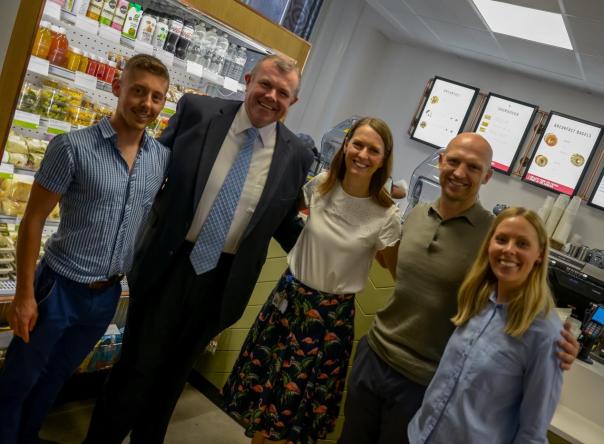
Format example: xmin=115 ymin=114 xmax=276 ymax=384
xmin=0 ymin=54 xmax=171 ymax=444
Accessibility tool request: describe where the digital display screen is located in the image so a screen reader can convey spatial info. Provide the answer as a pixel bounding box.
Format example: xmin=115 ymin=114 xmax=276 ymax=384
xmin=523 ymin=112 xmax=603 ymax=196
xmin=588 ymin=169 xmax=604 ymax=211
xmin=592 ymin=306 xmax=604 ymax=325
xmin=473 ymin=93 xmax=537 ymax=174
xmin=411 ymin=77 xmax=479 ymax=149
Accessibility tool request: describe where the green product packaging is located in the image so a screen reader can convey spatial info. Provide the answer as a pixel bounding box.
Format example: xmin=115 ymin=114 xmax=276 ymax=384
xmin=121 ymin=2 xmax=143 ymax=40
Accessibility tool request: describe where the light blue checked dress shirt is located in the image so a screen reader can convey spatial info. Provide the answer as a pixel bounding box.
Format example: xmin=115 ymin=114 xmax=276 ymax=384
xmin=408 ymin=291 xmax=562 ymax=444
xmin=35 ymin=118 xmax=170 ymax=283
xmin=189 ymin=127 xmax=258 ymax=274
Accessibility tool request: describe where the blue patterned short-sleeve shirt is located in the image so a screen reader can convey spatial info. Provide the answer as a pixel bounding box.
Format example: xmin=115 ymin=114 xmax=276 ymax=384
xmin=35 ymin=117 xmax=170 ymax=283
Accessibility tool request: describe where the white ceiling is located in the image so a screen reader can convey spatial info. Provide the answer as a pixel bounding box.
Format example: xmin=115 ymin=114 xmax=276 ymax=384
xmin=366 ymin=0 xmax=604 ymax=95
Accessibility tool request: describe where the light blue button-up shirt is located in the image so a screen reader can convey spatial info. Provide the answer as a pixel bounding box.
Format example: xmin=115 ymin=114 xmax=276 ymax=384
xmin=408 ymin=292 xmax=563 ymax=444
xmin=35 ymin=118 xmax=170 ymax=283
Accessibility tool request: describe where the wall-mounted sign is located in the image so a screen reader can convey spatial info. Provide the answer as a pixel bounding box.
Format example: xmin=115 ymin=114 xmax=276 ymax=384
xmin=473 ymin=93 xmax=537 ymax=174
xmin=588 ymin=168 xmax=604 ymax=211
xmin=523 ymin=112 xmax=603 ymax=196
xmin=410 ymin=76 xmax=479 ymax=149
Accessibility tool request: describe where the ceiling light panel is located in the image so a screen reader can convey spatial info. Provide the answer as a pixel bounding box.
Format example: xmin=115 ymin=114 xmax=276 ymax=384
xmin=473 ymin=0 xmax=573 ymax=49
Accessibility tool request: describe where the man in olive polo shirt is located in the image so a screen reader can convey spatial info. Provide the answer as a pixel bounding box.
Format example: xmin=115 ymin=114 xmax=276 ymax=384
xmin=338 ymin=133 xmax=579 ymax=444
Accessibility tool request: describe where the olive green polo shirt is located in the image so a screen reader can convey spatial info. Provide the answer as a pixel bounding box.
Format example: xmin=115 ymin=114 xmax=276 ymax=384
xmin=366 ymin=200 xmax=493 ymax=386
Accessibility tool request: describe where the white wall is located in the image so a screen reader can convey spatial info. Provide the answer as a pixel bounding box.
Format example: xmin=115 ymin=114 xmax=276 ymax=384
xmin=288 ymin=0 xmax=604 ymax=249
xmin=0 ymin=0 xmax=20 ymax=72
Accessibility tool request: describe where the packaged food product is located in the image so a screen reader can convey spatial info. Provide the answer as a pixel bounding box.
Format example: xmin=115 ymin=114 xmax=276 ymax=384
xmin=28 ymin=153 xmax=45 ymax=171
xmin=93 ymin=103 xmax=113 ymax=122
xmin=68 ymin=106 xmax=96 ymax=126
xmin=1 ymin=199 xmax=22 ymax=217
xmin=66 ymin=47 xmax=82 ymax=71
xmin=60 ymin=84 xmax=85 ymax=107
xmin=32 ymin=21 xmax=53 ymax=59
xmin=78 ymin=51 xmax=90 ymax=73
xmin=136 ymin=10 xmax=157 ymax=44
xmin=26 ymin=138 xmax=48 ymax=155
xmin=95 ymin=57 xmax=108 ymax=80
xmin=0 ymin=235 xmax=14 ymax=250
xmin=87 ymin=0 xmax=104 ymax=20
xmin=86 ymin=55 xmax=100 ymax=77
xmin=72 ymin=0 xmax=92 ymax=16
xmin=7 ymin=153 xmax=29 ymax=168
xmin=122 ymin=3 xmax=143 ymax=40
xmin=16 ymin=83 xmax=41 ymax=114
xmin=9 ymin=181 xmax=33 ymax=203
xmin=100 ymin=0 xmax=118 ymax=26
xmin=112 ymin=0 xmax=130 ymax=31
xmin=48 ymin=26 xmax=69 ymax=67
xmin=102 ymin=60 xmax=117 ymax=83
xmin=5 ymin=133 xmax=29 ymax=154
xmin=152 ymin=15 xmax=169 ymax=49
xmin=37 ymin=86 xmax=70 ymax=121
xmin=0 ymin=253 xmax=14 ymax=265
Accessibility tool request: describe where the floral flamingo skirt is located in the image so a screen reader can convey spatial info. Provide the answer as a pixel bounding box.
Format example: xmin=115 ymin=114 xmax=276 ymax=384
xmin=222 ymin=269 xmax=355 ymax=443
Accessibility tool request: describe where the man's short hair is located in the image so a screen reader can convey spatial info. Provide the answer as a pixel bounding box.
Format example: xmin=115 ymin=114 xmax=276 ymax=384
xmin=123 ymin=54 xmax=170 ymax=83
xmin=250 ymin=54 xmax=301 ymax=96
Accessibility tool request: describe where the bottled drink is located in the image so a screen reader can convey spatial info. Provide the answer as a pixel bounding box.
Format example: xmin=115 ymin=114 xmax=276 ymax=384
xmin=152 ymin=15 xmax=169 ymax=49
xmin=186 ymin=23 xmax=206 ymax=63
xmin=136 ymin=10 xmax=157 ymax=44
xmin=231 ymin=46 xmax=247 ymax=82
xmin=163 ymin=16 xmax=183 ymax=54
xmin=32 ymin=21 xmax=53 ymax=59
xmin=221 ymin=43 xmax=236 ymax=77
xmin=48 ymin=26 xmax=69 ymax=68
xmin=175 ymin=21 xmax=194 ymax=60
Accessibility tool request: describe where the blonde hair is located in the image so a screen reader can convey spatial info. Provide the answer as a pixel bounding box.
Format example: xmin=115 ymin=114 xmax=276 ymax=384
xmin=318 ymin=117 xmax=394 ymax=208
xmin=452 ymin=207 xmax=554 ymax=337
xmin=250 ymin=54 xmax=301 ymax=96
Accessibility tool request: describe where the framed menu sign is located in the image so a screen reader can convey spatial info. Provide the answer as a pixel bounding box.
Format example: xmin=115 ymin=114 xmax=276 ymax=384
xmin=411 ymin=76 xmax=479 ymax=149
xmin=588 ymin=168 xmax=604 ymax=211
xmin=523 ymin=112 xmax=603 ymax=196
xmin=473 ymin=93 xmax=537 ymax=174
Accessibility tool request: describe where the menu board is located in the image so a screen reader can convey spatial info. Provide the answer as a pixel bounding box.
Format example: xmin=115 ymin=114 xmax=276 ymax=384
xmin=411 ymin=77 xmax=479 ymax=149
xmin=523 ymin=112 xmax=603 ymax=196
xmin=588 ymin=169 xmax=604 ymax=211
xmin=473 ymin=93 xmax=537 ymax=174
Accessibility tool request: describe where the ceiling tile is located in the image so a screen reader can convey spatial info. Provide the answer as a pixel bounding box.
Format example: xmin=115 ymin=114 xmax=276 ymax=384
xmin=499 ymin=0 xmax=561 ymax=13
xmin=580 ymin=53 xmax=604 ymax=85
xmin=369 ymin=0 xmax=442 ymax=45
xmin=402 ymin=0 xmax=488 ymax=30
xmin=563 ymin=0 xmax=604 ymax=22
xmin=420 ymin=17 xmax=507 ymax=59
xmin=496 ymin=34 xmax=583 ymax=78
xmin=566 ymin=16 xmax=604 ymax=58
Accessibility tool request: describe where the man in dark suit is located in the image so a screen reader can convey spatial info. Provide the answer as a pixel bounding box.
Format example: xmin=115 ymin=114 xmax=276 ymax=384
xmin=85 ymin=54 xmax=313 ymax=443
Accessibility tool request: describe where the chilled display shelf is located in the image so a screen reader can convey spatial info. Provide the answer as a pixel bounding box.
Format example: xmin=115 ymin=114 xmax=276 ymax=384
xmin=25 ymin=59 xmax=178 ymax=118
xmin=42 ymin=9 xmax=245 ymax=94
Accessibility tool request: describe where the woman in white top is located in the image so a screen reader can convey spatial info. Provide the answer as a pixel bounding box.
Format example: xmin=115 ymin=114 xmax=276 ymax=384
xmin=222 ymin=118 xmax=401 ymax=444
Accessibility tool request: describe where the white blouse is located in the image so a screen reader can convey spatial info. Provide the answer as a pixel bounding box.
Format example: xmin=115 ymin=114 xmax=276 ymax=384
xmin=287 ymin=172 xmax=402 ymax=294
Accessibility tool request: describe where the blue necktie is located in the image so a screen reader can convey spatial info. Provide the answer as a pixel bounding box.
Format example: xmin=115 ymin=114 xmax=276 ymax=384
xmin=190 ymin=127 xmax=258 ymax=275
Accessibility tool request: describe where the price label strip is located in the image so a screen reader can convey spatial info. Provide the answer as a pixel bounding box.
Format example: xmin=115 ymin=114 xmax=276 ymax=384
xmin=223 ymin=77 xmax=239 ymax=92
xmin=134 ymin=40 xmax=154 ymax=55
xmin=186 ymin=61 xmax=204 ymax=78
xmin=47 ymin=119 xmax=72 ymax=135
xmin=0 ymin=163 xmax=15 ymax=180
xmin=27 ymin=56 xmax=50 ymax=76
xmin=74 ymin=71 xmax=98 ymax=91
xmin=163 ymin=102 xmax=177 ymax=116
xmin=98 ymin=25 xmax=121 ymax=44
xmin=13 ymin=111 xmax=40 ymax=130
xmin=156 ymin=50 xmax=174 ymax=67
xmin=75 ymin=15 xmax=100 ymax=35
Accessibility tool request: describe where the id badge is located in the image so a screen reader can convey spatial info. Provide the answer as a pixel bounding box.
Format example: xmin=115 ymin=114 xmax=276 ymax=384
xmin=272 ymin=293 xmax=288 ymax=314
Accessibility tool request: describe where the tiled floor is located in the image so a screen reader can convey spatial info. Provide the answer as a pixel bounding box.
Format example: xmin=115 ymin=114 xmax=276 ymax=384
xmin=40 ymin=384 xmax=250 ymax=444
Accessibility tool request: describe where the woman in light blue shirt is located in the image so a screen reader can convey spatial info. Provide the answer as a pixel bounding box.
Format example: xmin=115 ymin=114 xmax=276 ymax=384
xmin=408 ymin=207 xmax=563 ymax=444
